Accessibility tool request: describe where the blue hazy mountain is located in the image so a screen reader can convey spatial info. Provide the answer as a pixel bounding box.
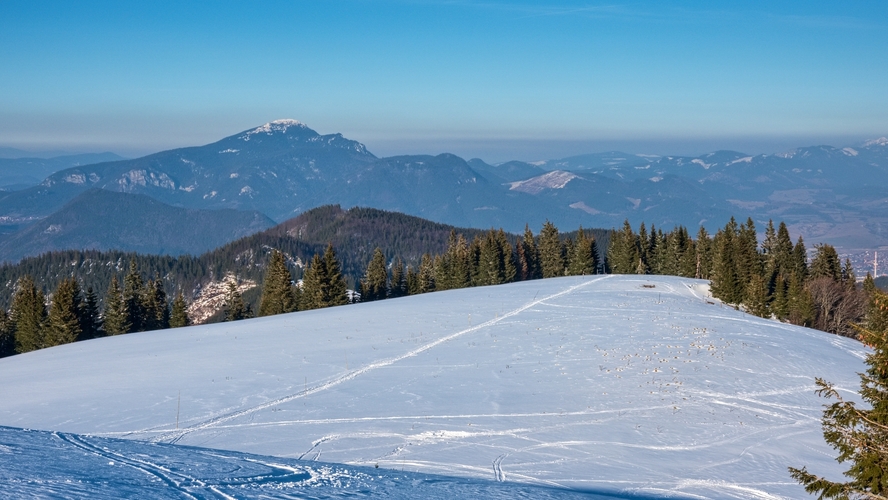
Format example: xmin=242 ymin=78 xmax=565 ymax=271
xmin=0 ymin=189 xmax=274 ymax=262
xmin=0 ymin=122 xmax=885 ymax=257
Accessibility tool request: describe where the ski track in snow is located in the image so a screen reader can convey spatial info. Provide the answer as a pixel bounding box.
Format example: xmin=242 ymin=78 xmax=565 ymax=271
xmin=150 ymin=277 xmax=611 ymax=445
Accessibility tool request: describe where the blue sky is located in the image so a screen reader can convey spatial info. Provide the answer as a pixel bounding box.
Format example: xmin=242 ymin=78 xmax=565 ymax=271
xmin=1 ymin=0 xmax=886 ymax=161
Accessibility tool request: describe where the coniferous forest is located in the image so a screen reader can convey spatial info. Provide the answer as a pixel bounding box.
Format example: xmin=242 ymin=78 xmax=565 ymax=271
xmin=0 ymin=206 xmax=883 ymax=361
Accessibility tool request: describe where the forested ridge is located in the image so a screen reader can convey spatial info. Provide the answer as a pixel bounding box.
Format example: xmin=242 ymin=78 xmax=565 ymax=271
xmin=0 ymin=206 xmax=881 ymax=362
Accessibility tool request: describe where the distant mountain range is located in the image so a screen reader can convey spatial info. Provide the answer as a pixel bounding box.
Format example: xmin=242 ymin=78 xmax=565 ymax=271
xmin=0 ymin=120 xmax=885 ymax=263
xmin=0 ymin=189 xmax=274 ymax=262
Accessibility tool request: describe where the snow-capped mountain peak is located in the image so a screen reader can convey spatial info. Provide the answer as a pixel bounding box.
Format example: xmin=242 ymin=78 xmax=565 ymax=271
xmin=240 ymin=119 xmax=309 ymax=140
xmin=863 ymin=137 xmax=888 ymax=147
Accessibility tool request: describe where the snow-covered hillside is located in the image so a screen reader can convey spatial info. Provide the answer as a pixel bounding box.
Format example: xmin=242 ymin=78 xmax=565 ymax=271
xmin=0 ymin=276 xmax=868 ymax=498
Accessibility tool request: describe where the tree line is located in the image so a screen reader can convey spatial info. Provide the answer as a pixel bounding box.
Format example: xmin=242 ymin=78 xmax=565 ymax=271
xmin=0 ymin=260 xmax=191 ymax=357
xmin=606 ymin=217 xmax=876 ymax=339
xmin=1 ymin=213 xmax=882 ymax=360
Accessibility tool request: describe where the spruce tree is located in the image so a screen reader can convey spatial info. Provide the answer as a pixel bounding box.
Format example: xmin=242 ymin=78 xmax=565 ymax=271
xmin=418 ymin=254 xmax=436 ymax=293
xmin=300 ymin=254 xmax=326 ymax=310
xmin=811 ymin=244 xmax=843 ymax=281
xmin=771 ymin=275 xmax=789 ymax=320
xmin=774 ymin=222 xmax=795 ymax=278
xmin=123 ymin=260 xmax=144 ymax=332
xmin=789 ymin=290 xmax=888 ymax=498
xmin=787 ymin=274 xmax=815 ymax=327
xmin=568 ymin=227 xmax=598 ymax=276
xmin=223 ymin=279 xmax=252 ymax=321
xmin=406 ymin=265 xmax=420 ymax=295
xmin=11 ymin=275 xmax=47 ymax=353
xmin=79 ymin=286 xmax=101 ymax=340
xmin=148 ymin=278 xmax=170 ymax=330
xmin=695 ymin=226 xmax=712 ymax=279
xmin=710 ymin=221 xmax=742 ymax=305
xmin=323 ymin=244 xmax=349 ymax=307
xmin=389 ymin=257 xmax=407 ymax=298
xmin=793 ymin=236 xmax=810 ymax=281
xmin=361 ymin=248 xmax=389 ymax=302
xmin=170 ymin=292 xmax=191 ymax=328
xmin=46 ymin=278 xmax=82 ymax=347
xmin=744 ymin=274 xmax=771 ymax=318
xmin=495 ymin=229 xmax=517 ymax=283
xmin=0 ymin=309 xmax=15 ymax=358
xmin=259 ymin=250 xmax=297 ymax=316
xmin=301 ymin=245 xmax=349 ymax=309
xmin=477 ymin=231 xmax=506 ymax=286
xmin=518 ymin=225 xmax=541 ymax=280
xmin=606 ymin=220 xmax=639 ymax=274
xmin=103 ymin=275 xmax=129 ymax=335
xmin=538 ymin=220 xmax=565 ymax=278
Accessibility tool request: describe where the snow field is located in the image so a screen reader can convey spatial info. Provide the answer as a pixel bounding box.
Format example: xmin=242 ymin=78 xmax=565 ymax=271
xmin=0 ymin=275 xmax=868 ymax=499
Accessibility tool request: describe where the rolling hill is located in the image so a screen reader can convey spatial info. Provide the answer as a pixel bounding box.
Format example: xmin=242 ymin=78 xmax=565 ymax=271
xmin=0 ymin=275 xmax=867 ymax=498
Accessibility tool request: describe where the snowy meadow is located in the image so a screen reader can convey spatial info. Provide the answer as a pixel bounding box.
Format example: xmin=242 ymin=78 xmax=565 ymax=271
xmin=0 ymin=275 xmax=867 ymax=498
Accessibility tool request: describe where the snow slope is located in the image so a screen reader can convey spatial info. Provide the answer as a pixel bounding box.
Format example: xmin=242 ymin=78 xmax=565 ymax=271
xmin=0 ymin=426 xmax=608 ymax=499
xmin=0 ymin=275 xmax=868 ymax=498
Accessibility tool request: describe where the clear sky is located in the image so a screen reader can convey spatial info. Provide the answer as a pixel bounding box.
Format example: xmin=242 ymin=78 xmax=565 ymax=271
xmin=1 ymin=1 xmax=886 ymax=161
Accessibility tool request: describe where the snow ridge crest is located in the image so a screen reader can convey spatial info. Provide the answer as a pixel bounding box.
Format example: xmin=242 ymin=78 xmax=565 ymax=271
xmin=240 ymin=119 xmax=308 ymax=140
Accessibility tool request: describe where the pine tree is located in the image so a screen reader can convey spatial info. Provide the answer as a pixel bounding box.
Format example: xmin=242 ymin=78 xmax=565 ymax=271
xmin=223 ymin=279 xmax=252 ymax=321
xmin=170 ymin=291 xmax=190 ymax=328
xmin=789 ymin=290 xmax=888 ymax=498
xmin=103 ymin=275 xmax=129 ymax=335
xmin=259 ymin=250 xmax=297 ymax=315
xmin=361 ymin=248 xmax=389 ymax=302
xmin=46 ymin=278 xmax=82 ymax=347
xmin=539 ymin=221 xmax=565 ymax=278
xmin=11 ymin=275 xmax=46 ymax=353
xmin=79 ymin=286 xmax=101 ymax=340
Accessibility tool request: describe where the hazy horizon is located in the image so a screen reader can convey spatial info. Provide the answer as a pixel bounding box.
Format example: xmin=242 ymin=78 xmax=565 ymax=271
xmin=2 ymin=1 xmax=886 ymax=163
